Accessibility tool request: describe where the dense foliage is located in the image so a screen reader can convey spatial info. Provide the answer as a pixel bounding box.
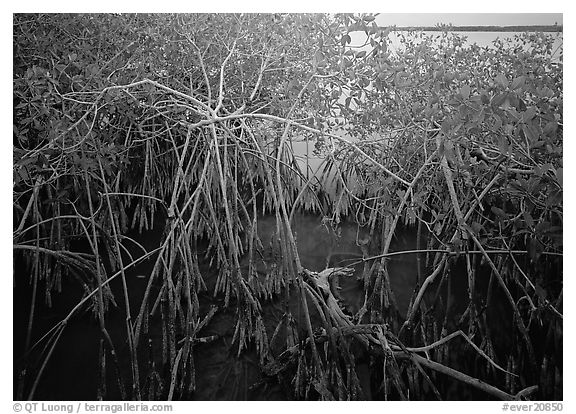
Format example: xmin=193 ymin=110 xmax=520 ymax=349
xmin=13 ymin=13 xmax=562 ymax=401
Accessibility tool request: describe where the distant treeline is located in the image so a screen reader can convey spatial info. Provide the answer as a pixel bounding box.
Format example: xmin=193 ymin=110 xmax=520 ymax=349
xmin=394 ymin=25 xmax=563 ymax=33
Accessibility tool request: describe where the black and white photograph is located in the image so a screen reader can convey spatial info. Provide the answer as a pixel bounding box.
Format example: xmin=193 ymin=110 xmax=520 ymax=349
xmin=12 ymin=9 xmax=564 ymax=404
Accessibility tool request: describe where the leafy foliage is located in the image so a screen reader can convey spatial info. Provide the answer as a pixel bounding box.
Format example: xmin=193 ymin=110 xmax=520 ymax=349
xmin=13 ymin=14 xmax=562 ymax=400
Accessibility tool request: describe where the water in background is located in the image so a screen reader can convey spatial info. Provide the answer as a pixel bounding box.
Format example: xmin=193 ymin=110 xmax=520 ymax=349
xmin=386 ymin=31 xmax=563 ymax=62
xmin=347 ymin=29 xmax=563 ymax=62
xmin=289 ymin=30 xmax=563 ymax=202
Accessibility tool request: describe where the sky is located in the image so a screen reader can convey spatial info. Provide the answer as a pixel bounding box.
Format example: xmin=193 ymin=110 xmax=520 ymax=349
xmin=3 ymin=0 xmax=567 ymax=17
xmin=375 ymin=13 xmax=563 ymax=27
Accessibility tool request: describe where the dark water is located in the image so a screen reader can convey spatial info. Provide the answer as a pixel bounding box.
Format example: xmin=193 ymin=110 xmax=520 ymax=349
xmin=255 ymin=213 xmax=423 ymax=316
xmin=12 ymin=213 xmax=447 ymax=400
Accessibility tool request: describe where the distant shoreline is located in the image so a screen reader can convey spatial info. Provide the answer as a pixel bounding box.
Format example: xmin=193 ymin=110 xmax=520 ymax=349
xmin=392 ymin=25 xmax=563 ymax=33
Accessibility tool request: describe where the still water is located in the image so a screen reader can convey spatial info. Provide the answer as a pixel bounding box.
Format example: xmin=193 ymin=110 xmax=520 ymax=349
xmin=15 ymin=29 xmax=562 ymax=401
xmin=350 ymin=30 xmax=563 ymax=62
xmin=14 ymin=212 xmax=425 ymax=400
xmin=389 ymin=31 xmax=563 ymax=61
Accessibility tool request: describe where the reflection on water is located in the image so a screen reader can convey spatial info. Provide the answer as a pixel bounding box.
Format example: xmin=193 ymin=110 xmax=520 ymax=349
xmin=14 ymin=212 xmax=425 ymax=400
xmin=254 ymin=213 xmax=421 ymax=317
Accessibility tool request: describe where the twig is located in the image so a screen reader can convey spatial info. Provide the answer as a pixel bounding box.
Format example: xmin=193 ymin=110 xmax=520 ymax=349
xmin=404 ymin=330 xmax=515 ymax=376
xmin=402 ymin=353 xmax=515 ymax=400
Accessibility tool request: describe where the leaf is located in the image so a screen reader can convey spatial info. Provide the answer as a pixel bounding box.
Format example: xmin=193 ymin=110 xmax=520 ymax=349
xmin=434 ymin=222 xmax=443 ymax=235
xmin=495 ymin=73 xmax=509 ymax=88
xmin=356 ymin=50 xmax=367 ymax=59
xmin=443 ymin=140 xmax=456 ymax=165
xmin=523 ymin=211 xmax=534 ymax=229
xmin=497 ymin=135 xmax=509 ymax=155
xmin=536 ymin=86 xmax=554 ymax=98
xmin=521 ymin=107 xmax=538 ymax=123
xmin=380 ymin=41 xmax=387 ymax=54
xmin=470 ymin=222 xmax=484 ymax=234
xmin=546 ymin=189 xmax=562 ymax=207
xmin=510 ymin=76 xmax=526 ymax=90
xmin=363 ymin=15 xmax=375 ymax=22
xmin=459 ymin=85 xmax=471 ymax=100
xmin=16 ymin=167 xmax=29 ymax=183
xmin=491 ymin=114 xmax=502 ymax=130
xmin=341 ymin=34 xmax=351 ymax=46
xmin=521 ymin=124 xmax=538 ymax=144
xmin=313 ymin=50 xmax=325 ymax=68
xmin=491 ymin=93 xmax=507 ymax=107
xmin=491 ymin=206 xmax=507 ymax=219
xmin=534 ymin=283 xmax=548 ymax=301
xmin=543 ymin=121 xmax=558 ymax=136
xmin=555 ymin=168 xmax=563 ymax=188
xmin=381 ymin=27 xmax=391 ymax=38
xmin=535 ymin=221 xmax=552 ymax=234
xmin=527 ymin=237 xmax=543 ymax=263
